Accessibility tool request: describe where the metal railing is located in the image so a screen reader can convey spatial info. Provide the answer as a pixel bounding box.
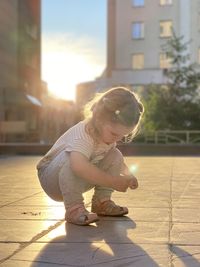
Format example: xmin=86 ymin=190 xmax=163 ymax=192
xmin=142 ymin=130 xmax=200 ymax=144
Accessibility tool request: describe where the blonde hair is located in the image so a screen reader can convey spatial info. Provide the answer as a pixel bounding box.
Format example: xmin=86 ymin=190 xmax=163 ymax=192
xmin=84 ymin=87 xmax=144 ymax=142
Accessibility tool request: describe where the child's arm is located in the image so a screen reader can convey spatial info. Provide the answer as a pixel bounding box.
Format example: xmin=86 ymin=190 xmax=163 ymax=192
xmin=121 ymin=162 xmax=131 ymax=175
xmin=69 ymin=151 xmax=133 ymax=192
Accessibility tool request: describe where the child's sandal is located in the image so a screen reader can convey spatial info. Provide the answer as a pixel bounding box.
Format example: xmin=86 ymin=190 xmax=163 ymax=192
xmin=66 ymin=204 xmax=99 ymax=226
xmin=91 ymin=199 xmax=128 ymax=217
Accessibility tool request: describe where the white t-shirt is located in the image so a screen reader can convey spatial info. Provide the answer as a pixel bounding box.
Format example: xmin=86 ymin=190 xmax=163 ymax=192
xmin=37 ymin=120 xmax=115 ymax=169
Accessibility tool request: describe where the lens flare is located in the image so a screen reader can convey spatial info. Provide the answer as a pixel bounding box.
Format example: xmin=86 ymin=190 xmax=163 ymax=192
xmin=129 ymin=164 xmax=138 ymax=174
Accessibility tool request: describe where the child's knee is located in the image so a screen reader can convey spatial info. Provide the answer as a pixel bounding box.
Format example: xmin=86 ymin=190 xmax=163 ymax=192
xmin=99 ymin=148 xmax=123 ymax=172
xmin=107 ymin=148 xmax=123 ymax=164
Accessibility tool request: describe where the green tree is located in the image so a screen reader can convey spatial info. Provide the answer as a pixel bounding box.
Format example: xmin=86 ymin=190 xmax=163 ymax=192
xmin=142 ymin=84 xmax=170 ymax=132
xmin=142 ymin=32 xmax=200 ymax=131
xmin=163 ymin=31 xmax=200 ymax=129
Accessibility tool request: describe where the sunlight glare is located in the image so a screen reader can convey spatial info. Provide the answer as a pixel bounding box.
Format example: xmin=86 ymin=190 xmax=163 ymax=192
xmin=129 ymin=164 xmax=139 ymax=174
xmin=46 ymin=223 xmax=66 ymax=240
xmin=42 ymin=34 xmax=105 ymax=101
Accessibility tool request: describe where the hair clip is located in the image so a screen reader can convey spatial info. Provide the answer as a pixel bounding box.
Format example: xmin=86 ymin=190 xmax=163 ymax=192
xmin=115 ymin=110 xmax=120 ymax=115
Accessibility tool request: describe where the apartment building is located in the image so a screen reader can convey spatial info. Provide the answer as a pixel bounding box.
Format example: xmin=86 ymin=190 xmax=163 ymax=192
xmin=104 ymin=0 xmax=200 ymax=90
xmin=0 ymin=0 xmax=42 ymax=141
xmin=77 ymin=0 xmax=200 ymax=105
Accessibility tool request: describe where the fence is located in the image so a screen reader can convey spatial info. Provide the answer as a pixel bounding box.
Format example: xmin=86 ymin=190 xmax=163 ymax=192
xmin=141 ymin=130 xmax=200 ymax=144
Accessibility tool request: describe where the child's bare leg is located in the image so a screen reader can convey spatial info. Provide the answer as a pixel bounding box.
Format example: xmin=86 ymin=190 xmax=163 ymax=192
xmin=59 ymin=158 xmax=98 ymax=225
xmin=59 ymin=160 xmax=92 ymax=209
xmin=92 ymin=148 xmax=128 ymax=216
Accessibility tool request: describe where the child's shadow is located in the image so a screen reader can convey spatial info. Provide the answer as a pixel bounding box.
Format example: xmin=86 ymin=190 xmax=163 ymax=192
xmin=31 ymin=217 xmax=160 ymax=267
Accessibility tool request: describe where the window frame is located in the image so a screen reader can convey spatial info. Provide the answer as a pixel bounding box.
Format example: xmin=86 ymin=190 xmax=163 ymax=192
xmin=159 ymin=0 xmax=172 ymax=6
xmin=159 ymin=20 xmax=173 ymax=38
xmin=132 ymin=0 xmax=144 ymax=7
xmin=132 ymin=22 xmax=144 ymax=39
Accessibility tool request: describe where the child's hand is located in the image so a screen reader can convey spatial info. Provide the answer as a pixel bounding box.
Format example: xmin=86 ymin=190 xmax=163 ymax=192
xmin=113 ymin=175 xmax=138 ymax=192
xmin=128 ymin=175 xmax=138 ymax=190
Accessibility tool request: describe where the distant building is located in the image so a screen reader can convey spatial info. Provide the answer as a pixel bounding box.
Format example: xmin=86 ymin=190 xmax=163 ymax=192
xmin=76 ymin=0 xmax=200 ymax=105
xmin=0 ymin=0 xmax=42 ymax=142
xmin=40 ymin=82 xmax=79 ymax=144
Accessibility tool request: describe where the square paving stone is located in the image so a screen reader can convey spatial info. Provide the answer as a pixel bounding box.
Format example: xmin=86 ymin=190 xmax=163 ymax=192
xmin=173 ymin=208 xmax=200 ymax=223
xmin=171 ymin=223 xmax=200 ymax=245
xmin=0 ymin=220 xmax=63 ymax=242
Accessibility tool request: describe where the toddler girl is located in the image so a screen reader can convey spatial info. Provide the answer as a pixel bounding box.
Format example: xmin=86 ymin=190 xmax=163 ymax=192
xmin=37 ymin=87 xmax=144 ymax=225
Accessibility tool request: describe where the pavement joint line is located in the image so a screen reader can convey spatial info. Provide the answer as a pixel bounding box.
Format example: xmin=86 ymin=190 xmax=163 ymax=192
xmin=89 ymin=253 xmax=157 ymax=266
xmin=7 ymin=253 xmax=200 ymax=267
xmin=0 ymin=205 xmax=62 ymax=208
xmin=168 ymin=158 xmax=174 ymax=267
xmin=172 ymin=252 xmax=200 ymax=260
xmin=0 ymin=219 xmax=64 ymax=264
xmin=4 ymin=258 xmax=70 ymax=266
xmin=5 ymin=206 xmax=172 ymax=209
xmin=3 ymin=241 xmax=200 ymax=266
xmin=1 ymin=241 xmax=200 ymax=246
xmin=3 ymin=259 xmax=67 ymax=266
xmin=0 ymin=219 xmax=173 ymax=223
xmin=0 ymin=191 xmax=43 ymax=208
xmin=0 ymin=219 xmax=64 ymax=221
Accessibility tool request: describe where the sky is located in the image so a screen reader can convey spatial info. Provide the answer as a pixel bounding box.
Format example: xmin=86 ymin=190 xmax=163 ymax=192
xmin=42 ymin=0 xmax=107 ymax=100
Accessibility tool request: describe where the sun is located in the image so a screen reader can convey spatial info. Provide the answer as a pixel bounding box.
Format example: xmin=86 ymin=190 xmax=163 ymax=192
xmin=42 ymin=52 xmax=102 ymax=101
xmin=42 ymin=34 xmax=105 ymax=101
xmin=42 ymin=53 xmax=76 ymax=100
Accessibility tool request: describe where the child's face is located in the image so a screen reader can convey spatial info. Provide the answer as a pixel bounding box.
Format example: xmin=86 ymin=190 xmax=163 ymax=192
xmin=98 ymin=122 xmax=134 ymax=144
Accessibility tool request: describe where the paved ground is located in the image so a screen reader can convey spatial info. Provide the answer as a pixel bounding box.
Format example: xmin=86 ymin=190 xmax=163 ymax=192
xmin=0 ymin=155 xmax=200 ymax=267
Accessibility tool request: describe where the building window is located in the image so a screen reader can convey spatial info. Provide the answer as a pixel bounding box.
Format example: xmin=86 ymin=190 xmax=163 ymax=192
xmin=160 ymin=53 xmax=171 ymax=69
xmin=132 ymin=0 xmax=144 ymax=7
xmin=160 ymin=21 xmax=172 ymax=37
xmin=132 ymin=54 xmax=144 ymax=69
xmin=160 ymin=0 xmax=172 ymax=5
xmin=132 ymin=22 xmax=144 ymax=39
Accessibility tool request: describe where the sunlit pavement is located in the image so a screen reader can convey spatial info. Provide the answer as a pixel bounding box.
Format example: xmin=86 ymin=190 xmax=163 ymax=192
xmin=0 ymin=156 xmax=200 ymax=267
